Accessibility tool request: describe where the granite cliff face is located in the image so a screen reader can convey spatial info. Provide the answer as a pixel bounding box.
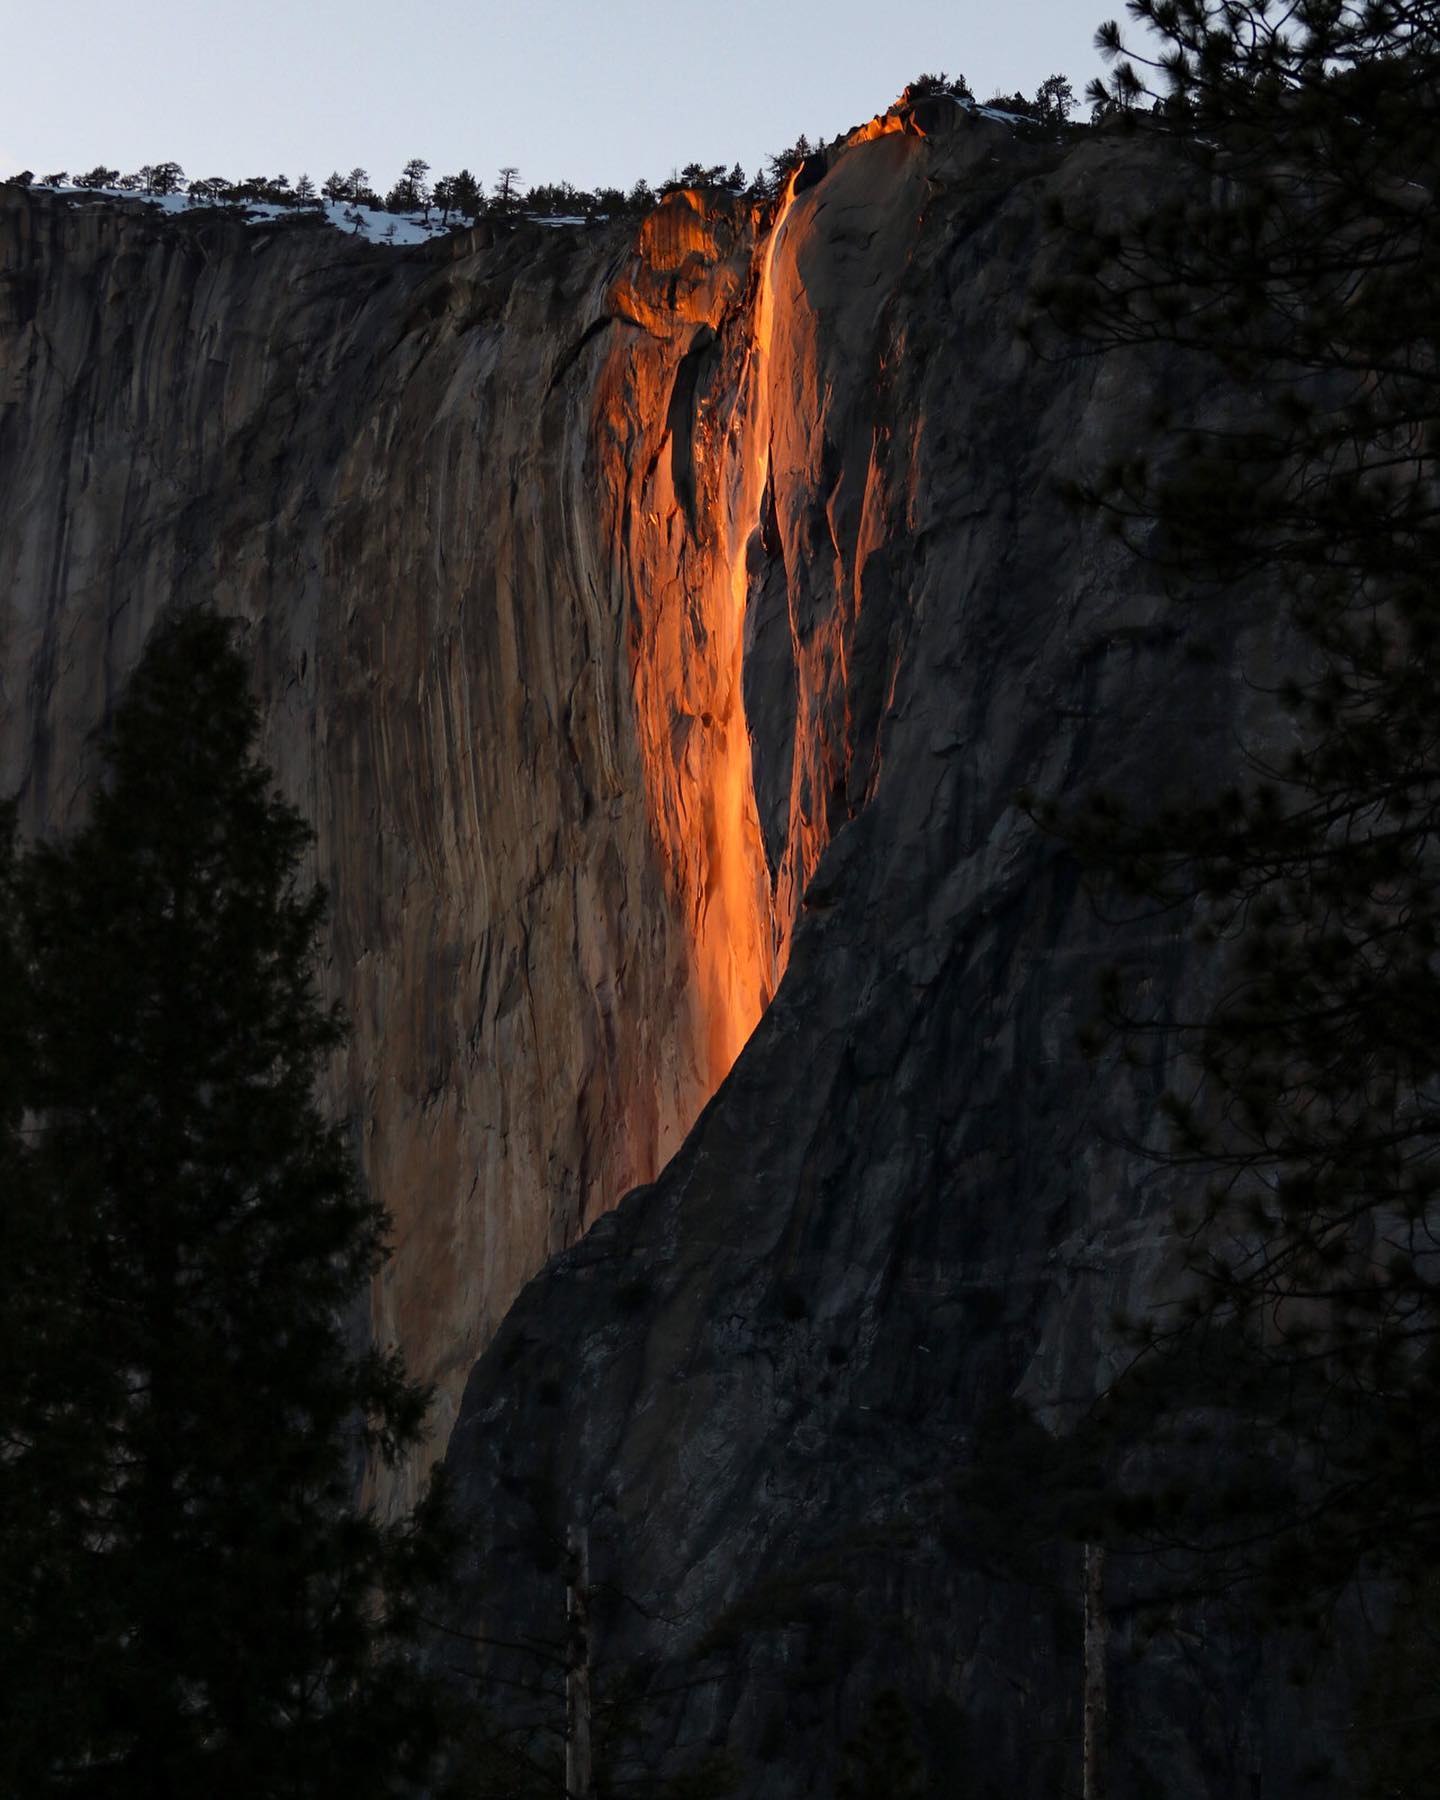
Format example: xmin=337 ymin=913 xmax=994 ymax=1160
xmin=0 ymin=167 xmax=769 ymax=1480
xmin=1 ymin=102 xmax=1338 ymax=1793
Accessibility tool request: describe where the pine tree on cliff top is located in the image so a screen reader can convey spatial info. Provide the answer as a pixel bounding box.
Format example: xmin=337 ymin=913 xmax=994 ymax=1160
xmin=0 ymin=609 xmax=451 ymax=1798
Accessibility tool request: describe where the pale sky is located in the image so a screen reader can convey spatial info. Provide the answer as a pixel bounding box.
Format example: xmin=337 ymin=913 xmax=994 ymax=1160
xmin=5 ymin=0 xmax=1111 ymax=197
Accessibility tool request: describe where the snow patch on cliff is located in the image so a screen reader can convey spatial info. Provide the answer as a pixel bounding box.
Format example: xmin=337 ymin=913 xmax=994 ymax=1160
xmin=44 ymin=184 xmax=589 ymax=246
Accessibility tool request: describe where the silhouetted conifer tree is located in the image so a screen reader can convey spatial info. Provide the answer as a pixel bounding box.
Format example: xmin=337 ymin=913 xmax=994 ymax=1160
xmin=1026 ymin=0 xmax=1440 ymax=1632
xmin=0 ymin=609 xmax=451 ymax=1798
xmin=388 ymin=157 xmax=431 ymax=215
xmin=1034 ymin=73 xmax=1076 ymax=123
xmin=449 ymin=168 xmax=483 ymax=220
xmin=905 ymin=69 xmax=973 ymax=101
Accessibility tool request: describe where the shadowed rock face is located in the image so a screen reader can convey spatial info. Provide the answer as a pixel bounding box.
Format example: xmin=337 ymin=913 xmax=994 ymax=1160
xmin=2 ymin=103 xmax=1342 ymax=1792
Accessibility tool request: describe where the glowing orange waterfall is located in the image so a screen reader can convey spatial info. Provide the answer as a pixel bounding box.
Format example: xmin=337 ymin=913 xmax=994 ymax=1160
xmin=603 ymin=179 xmax=806 ymax=1102
xmin=694 ymin=175 xmax=804 ymax=1082
xmin=598 ymin=135 xmax=928 ymax=1117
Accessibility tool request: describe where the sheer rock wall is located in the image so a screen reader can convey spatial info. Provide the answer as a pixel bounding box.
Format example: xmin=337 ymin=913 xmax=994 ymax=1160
xmin=1 ymin=104 xmax=1337 ymax=1792
xmin=437 ymin=118 xmax=1339 ymax=1798
xmin=1 ymin=182 xmax=726 ymax=1480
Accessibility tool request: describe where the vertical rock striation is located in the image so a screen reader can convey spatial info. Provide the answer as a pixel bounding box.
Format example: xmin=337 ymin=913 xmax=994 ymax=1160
xmin=0 ymin=182 xmax=756 ymax=1481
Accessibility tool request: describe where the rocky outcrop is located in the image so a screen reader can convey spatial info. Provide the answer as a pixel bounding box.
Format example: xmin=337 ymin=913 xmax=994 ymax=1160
xmin=2 ymin=100 xmax=1342 ymax=1793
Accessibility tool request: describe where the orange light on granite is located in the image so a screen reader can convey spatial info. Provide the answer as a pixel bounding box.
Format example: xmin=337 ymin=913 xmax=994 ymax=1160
xmin=616 ymin=176 xmax=807 ymax=1094
xmin=848 ymin=112 xmax=915 ymax=145
xmin=695 ymin=171 xmax=806 ymax=1081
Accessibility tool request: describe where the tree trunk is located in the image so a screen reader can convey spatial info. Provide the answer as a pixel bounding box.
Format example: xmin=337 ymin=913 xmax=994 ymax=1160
xmin=1082 ymin=1541 xmax=1108 ymax=1800
xmin=566 ymin=1527 xmax=593 ymax=1800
